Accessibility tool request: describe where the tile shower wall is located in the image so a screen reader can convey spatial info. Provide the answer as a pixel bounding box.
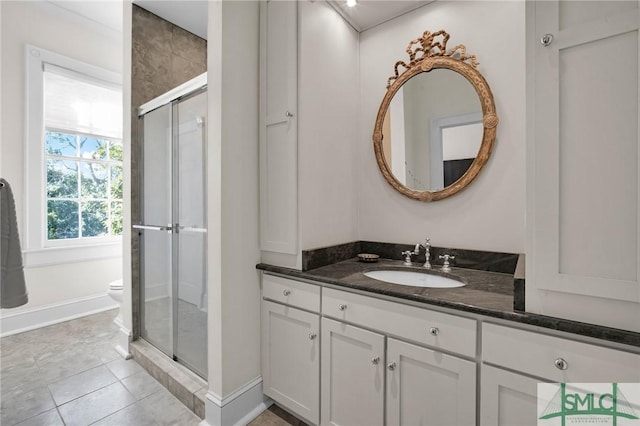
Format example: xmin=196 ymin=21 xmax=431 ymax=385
xmin=131 ymin=5 xmax=207 ymax=337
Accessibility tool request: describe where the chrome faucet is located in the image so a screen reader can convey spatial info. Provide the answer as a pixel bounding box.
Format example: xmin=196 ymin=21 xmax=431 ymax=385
xmin=421 ymin=238 xmax=431 ymax=269
xmin=439 ymin=254 xmax=455 ymax=272
xmin=401 ymin=243 xmax=421 ymax=266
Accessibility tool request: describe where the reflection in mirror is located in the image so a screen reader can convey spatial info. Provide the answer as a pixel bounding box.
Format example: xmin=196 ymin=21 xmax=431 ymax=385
xmin=381 ymin=70 xmax=482 ymax=191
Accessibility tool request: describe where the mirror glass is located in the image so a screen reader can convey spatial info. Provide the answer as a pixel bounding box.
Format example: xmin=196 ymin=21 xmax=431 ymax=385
xmin=381 ymin=69 xmax=482 ymax=192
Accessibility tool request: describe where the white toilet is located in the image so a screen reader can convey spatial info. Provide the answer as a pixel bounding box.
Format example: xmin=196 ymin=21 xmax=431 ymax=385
xmin=108 ymin=279 xmax=124 ymax=327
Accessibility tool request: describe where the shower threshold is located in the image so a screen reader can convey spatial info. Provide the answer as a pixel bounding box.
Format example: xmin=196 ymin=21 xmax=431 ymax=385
xmin=131 ymin=338 xmax=207 ymax=419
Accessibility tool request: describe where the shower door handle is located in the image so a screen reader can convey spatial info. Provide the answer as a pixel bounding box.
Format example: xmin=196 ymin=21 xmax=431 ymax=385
xmin=176 ymin=225 xmax=207 ymax=234
xmin=133 ymin=224 xmax=173 ymax=232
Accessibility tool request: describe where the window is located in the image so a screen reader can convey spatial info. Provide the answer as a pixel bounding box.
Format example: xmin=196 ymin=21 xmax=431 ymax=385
xmin=45 ymin=131 xmax=123 ymax=240
xmin=25 ymin=45 xmax=123 ymax=265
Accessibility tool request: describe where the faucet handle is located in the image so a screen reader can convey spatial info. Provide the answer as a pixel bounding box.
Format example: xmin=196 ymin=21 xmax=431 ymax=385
xmin=439 ymin=254 xmax=455 ymax=272
xmin=423 ymin=238 xmax=431 ymax=248
xmin=402 ymin=250 xmax=415 ymax=266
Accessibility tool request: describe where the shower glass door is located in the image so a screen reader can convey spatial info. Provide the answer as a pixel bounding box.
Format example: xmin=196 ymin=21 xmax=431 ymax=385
xmin=174 ymin=91 xmax=207 ymax=377
xmin=138 ymin=87 xmax=207 ymax=379
xmin=139 ymin=102 xmax=173 ymax=358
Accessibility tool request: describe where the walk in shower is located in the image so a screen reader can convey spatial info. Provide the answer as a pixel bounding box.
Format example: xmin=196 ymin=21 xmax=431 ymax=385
xmin=134 ymin=73 xmax=207 ymax=379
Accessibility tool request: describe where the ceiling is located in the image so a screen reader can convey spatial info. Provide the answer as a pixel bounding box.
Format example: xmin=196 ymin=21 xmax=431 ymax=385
xmin=327 ymin=0 xmax=433 ymax=32
xmin=43 ymin=1 xmax=434 ymax=41
xmin=133 ymin=0 xmax=433 ymax=39
xmin=46 ymin=1 xmax=123 ymax=34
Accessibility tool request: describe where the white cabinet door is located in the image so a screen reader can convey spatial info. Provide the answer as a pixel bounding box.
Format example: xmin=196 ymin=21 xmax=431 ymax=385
xmin=259 ymin=0 xmax=298 ymax=254
xmin=262 ymin=300 xmax=319 ymax=425
xmin=321 ymin=318 xmax=385 ymax=426
xmin=480 ymin=364 xmax=542 ymax=426
xmin=529 ymin=0 xmax=640 ymax=328
xmin=386 ymin=338 xmax=476 ymax=426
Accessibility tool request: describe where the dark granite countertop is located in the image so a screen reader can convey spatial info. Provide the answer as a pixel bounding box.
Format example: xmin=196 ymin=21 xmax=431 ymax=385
xmin=257 ymin=258 xmax=640 ymax=348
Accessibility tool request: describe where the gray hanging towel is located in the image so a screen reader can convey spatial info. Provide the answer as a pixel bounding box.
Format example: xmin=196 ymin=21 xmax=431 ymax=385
xmin=1 ymin=178 xmax=28 ymax=308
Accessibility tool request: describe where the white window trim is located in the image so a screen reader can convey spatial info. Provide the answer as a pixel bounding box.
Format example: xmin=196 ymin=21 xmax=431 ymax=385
xmin=25 ymin=44 xmax=123 ymax=267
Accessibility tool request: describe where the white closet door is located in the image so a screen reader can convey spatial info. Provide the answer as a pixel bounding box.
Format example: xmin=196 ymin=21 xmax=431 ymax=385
xmin=530 ymin=1 xmax=640 ymax=321
xmin=259 ymin=0 xmax=298 ymax=254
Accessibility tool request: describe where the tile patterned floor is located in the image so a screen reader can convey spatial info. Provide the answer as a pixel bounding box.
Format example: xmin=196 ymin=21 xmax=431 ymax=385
xmin=0 ymin=310 xmax=201 ymax=426
xmin=0 ymin=309 xmax=304 ymax=426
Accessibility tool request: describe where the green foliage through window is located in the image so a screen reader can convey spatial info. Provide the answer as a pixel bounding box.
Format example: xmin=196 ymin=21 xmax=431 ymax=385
xmin=45 ymin=130 xmax=123 ymax=240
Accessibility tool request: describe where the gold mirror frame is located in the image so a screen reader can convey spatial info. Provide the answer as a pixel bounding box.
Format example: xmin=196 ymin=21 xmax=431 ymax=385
xmin=373 ymin=30 xmax=498 ymax=202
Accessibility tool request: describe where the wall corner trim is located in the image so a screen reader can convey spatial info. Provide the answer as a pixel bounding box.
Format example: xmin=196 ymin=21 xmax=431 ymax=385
xmin=204 ymin=377 xmax=272 ymax=426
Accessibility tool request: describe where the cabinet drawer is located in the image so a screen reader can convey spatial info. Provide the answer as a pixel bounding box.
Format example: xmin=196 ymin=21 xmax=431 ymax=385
xmin=483 ymin=323 xmax=640 ymax=382
xmin=322 ymin=287 xmax=477 ymax=357
xmin=263 ymin=273 xmax=320 ymax=313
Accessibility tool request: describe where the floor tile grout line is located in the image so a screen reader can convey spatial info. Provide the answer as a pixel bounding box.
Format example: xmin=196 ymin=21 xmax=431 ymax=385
xmin=55 ymin=404 xmax=67 ymax=426
xmin=86 ymin=392 xmax=138 ymax=426
xmin=9 ymin=384 xmax=59 ymax=426
xmin=85 ymin=383 xmax=166 ymax=426
xmin=50 ymin=376 xmax=119 ymax=408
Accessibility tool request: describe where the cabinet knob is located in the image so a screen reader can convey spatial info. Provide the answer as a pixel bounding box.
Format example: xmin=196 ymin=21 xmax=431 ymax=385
xmin=554 ymin=357 xmax=568 ymax=370
xmin=387 ymin=361 xmax=397 ymax=371
xmin=429 ymin=327 xmax=439 ymax=336
xmin=540 ymin=33 xmax=554 ymax=47
xmin=371 ymin=356 xmax=380 ymax=365
xmin=282 ymin=289 xmax=291 ymax=296
xmin=338 ymin=304 xmax=347 ymax=311
xmin=285 ymin=111 xmax=294 ymax=118
xmin=308 ymin=332 xmax=317 ymax=340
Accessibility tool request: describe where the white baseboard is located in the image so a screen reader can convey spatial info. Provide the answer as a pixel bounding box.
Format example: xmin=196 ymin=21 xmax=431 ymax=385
xmin=200 ymin=377 xmax=271 ymax=426
xmin=115 ymin=325 xmax=132 ymax=359
xmin=143 ymin=282 xmax=170 ymax=302
xmin=0 ymin=293 xmax=117 ymax=337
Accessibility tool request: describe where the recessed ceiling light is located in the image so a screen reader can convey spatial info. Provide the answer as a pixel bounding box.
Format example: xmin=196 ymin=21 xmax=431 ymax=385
xmin=346 ymin=0 xmax=357 ymax=8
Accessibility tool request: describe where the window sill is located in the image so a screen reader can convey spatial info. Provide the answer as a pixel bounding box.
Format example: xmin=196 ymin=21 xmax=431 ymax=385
xmin=23 ymin=241 xmax=122 ymax=268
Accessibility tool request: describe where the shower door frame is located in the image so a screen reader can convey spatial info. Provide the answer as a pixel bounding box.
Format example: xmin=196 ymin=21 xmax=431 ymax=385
xmin=136 ymin=76 xmax=207 ymax=379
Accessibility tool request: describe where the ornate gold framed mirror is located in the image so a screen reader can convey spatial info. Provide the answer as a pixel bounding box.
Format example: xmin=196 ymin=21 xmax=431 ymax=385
xmin=373 ymin=30 xmax=498 ymax=202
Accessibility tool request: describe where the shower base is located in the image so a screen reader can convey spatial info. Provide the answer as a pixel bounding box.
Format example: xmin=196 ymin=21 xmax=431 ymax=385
xmin=131 ymin=338 xmax=207 ymax=418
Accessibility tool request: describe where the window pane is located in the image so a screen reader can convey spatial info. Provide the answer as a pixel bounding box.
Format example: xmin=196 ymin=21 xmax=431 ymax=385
xmin=47 ymin=200 xmax=79 ymax=239
xmin=110 ymin=201 xmax=123 ymax=236
xmin=80 ymin=136 xmax=108 ymax=160
xmin=81 ymin=201 xmax=108 ymax=237
xmin=110 ymin=165 xmax=123 ymax=199
xmin=47 ymin=160 xmax=78 ymax=198
xmin=110 ymin=141 xmax=123 ymax=161
xmin=45 ymin=131 xmax=77 ymax=156
xmin=80 ymin=162 xmax=107 ymax=198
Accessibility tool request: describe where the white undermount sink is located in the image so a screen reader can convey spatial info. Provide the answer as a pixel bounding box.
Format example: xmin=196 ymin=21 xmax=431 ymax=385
xmin=364 ymin=270 xmax=465 ymax=288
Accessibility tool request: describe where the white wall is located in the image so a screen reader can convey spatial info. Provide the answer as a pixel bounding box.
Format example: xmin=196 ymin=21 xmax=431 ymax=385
xmin=0 ymin=1 xmax=123 ymax=321
xmin=207 ymin=0 xmax=261 ymax=399
xmin=298 ymin=0 xmax=359 ymax=251
xmin=358 ymin=1 xmax=526 ymax=253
